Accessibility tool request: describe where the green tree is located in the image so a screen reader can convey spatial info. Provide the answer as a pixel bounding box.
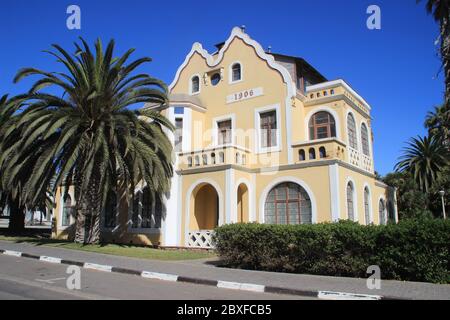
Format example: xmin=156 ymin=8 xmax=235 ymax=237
xmin=425 ymin=104 xmax=450 ymax=146
xmin=395 ymin=135 xmax=449 ymax=193
xmin=1 ymin=38 xmax=174 ymax=244
xmin=383 ymin=171 xmax=432 ymax=219
xmin=418 ymin=0 xmax=450 ymax=106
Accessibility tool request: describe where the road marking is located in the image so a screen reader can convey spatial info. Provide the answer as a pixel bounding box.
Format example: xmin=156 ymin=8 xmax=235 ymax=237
xmin=83 ymin=263 xmax=112 ymax=272
xmin=40 ymin=256 xmax=62 ymax=264
xmin=3 ymin=250 xmax=22 ymax=257
xmin=318 ymin=291 xmax=382 ymax=300
xmin=141 ymin=271 xmax=178 ymax=282
xmin=217 ymin=281 xmax=265 ymax=293
xmin=35 ymin=277 xmax=66 ymax=284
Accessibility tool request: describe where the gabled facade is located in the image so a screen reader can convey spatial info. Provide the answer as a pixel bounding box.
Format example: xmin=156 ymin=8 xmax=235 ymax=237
xmin=53 ymin=27 xmax=397 ymax=248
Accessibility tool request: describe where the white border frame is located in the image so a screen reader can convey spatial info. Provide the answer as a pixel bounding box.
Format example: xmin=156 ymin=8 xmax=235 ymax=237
xmin=377 ymin=195 xmax=387 ymax=225
xmin=184 ymin=179 xmax=224 ymax=246
xmin=212 ymin=114 xmax=236 ymax=146
xmin=304 ymin=106 xmax=342 ymax=141
xmin=363 ymin=183 xmax=373 ymax=225
xmin=189 ymin=74 xmax=201 ymax=96
xmin=254 ymin=104 xmax=282 ymax=154
xmin=127 ymin=183 xmax=162 ymax=235
xmin=259 ymin=177 xmax=317 ymax=224
xmin=345 ymin=110 xmax=359 ymax=150
xmin=360 ymin=120 xmax=372 ymax=158
xmin=228 ymin=61 xmax=243 ymax=84
xmin=345 ymin=177 xmax=358 ymax=222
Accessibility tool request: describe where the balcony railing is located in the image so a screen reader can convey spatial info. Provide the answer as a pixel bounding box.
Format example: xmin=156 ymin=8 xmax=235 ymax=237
xmin=177 ymin=145 xmax=251 ymax=170
xmin=292 ymin=138 xmax=347 ymax=163
xmin=348 ymin=146 xmax=373 ymax=173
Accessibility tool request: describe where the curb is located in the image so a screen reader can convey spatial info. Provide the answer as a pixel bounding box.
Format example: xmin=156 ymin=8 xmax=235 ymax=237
xmin=0 ymin=248 xmax=404 ymax=300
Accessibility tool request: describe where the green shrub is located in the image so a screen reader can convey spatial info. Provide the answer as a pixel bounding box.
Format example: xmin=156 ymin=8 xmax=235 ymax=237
xmin=212 ymin=219 xmax=450 ymax=284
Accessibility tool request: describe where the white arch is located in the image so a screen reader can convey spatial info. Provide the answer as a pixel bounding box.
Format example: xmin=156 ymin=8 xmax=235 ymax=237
xmin=189 ymin=73 xmax=201 ymax=95
xmin=377 ymin=195 xmax=387 ymax=225
xmin=259 ymin=177 xmax=317 ymax=224
xmin=234 ymin=178 xmax=255 ymax=222
xmin=304 ymin=106 xmax=342 ymax=141
xmin=345 ymin=109 xmax=359 ymax=150
xmin=359 ymin=119 xmax=372 ymax=157
xmin=345 ymin=176 xmax=359 ymax=222
xmin=363 ymin=183 xmax=373 ymax=225
xmin=229 ymin=60 xmax=243 ymax=84
xmin=185 ymin=178 xmax=224 ymax=246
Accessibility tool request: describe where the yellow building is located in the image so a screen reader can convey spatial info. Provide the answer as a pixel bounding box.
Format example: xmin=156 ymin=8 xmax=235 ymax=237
xmin=53 ymin=27 xmax=397 ymax=248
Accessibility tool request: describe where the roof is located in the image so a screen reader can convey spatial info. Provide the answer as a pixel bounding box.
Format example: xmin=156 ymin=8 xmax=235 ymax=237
xmin=270 ymin=52 xmax=327 ymax=83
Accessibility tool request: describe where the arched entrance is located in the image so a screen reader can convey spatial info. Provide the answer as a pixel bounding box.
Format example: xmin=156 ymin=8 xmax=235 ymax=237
xmin=187 ymin=182 xmax=221 ymax=248
xmin=237 ymin=183 xmax=249 ymax=223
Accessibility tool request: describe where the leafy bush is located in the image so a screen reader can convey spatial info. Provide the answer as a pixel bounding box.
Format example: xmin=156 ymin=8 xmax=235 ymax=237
xmin=212 ymin=219 xmax=450 ymax=283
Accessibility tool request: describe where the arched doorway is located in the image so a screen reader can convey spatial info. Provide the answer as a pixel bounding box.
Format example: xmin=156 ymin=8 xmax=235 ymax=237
xmin=188 ymin=182 xmax=220 ymax=248
xmin=237 ymin=183 xmax=249 ymax=223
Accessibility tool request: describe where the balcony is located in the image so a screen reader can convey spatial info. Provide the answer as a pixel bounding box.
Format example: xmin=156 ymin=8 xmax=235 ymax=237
xmin=292 ymin=138 xmax=347 ymax=163
xmin=177 ymin=145 xmax=251 ymax=170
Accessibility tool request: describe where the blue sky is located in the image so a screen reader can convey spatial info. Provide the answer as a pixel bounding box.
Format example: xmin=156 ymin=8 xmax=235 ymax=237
xmin=0 ymin=0 xmax=443 ymax=175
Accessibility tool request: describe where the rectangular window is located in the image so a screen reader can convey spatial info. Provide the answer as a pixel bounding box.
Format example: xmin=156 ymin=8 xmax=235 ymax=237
xmin=217 ymin=120 xmax=232 ymax=145
xmin=260 ymin=111 xmax=277 ymax=148
xmin=174 ymin=118 xmax=183 ymax=152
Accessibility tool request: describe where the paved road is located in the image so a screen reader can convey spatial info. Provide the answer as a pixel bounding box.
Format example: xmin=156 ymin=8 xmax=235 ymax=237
xmin=0 ymin=254 xmax=311 ymax=300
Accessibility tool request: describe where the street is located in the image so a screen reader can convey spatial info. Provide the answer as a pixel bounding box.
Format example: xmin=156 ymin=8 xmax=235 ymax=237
xmin=0 ymin=254 xmax=310 ymax=300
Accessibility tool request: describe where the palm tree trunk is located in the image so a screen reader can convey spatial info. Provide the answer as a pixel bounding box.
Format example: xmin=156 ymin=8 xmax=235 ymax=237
xmin=74 ymin=176 xmax=102 ymax=244
xmin=8 ymin=197 xmax=25 ymax=233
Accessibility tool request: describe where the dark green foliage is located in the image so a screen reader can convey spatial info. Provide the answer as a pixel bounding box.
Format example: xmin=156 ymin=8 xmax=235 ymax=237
xmin=213 ymin=220 xmax=450 ymax=284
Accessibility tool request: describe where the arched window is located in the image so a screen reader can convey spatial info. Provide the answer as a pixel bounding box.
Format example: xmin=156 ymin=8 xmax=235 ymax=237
xmin=346 ymin=182 xmax=355 ymax=221
xmin=231 ymin=63 xmax=242 ymax=82
xmin=364 ymin=187 xmax=370 ymax=225
xmin=264 ymin=182 xmax=312 ymax=225
xmin=319 ymin=147 xmax=326 ymax=159
xmin=62 ymin=195 xmax=72 ymax=227
xmin=379 ymin=199 xmax=386 ymax=225
xmin=361 ymin=123 xmax=370 ymax=156
xmin=132 ymin=188 xmax=162 ymax=229
xmin=309 ymin=112 xmax=336 ymax=140
xmin=309 ymin=148 xmax=316 ymax=160
xmin=299 ymin=149 xmax=306 ymax=161
xmin=191 ymin=76 xmax=200 ymax=94
xmin=347 ymin=113 xmax=357 ymax=149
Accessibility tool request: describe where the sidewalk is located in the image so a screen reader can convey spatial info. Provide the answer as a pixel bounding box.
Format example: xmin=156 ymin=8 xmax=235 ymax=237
xmin=0 ymin=240 xmax=448 ymax=300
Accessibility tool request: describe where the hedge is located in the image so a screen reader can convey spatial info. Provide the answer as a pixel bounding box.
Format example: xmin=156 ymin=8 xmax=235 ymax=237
xmin=212 ymin=219 xmax=450 ymax=284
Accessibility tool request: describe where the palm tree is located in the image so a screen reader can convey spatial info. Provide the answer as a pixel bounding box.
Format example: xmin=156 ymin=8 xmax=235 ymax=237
xmin=418 ymin=0 xmax=450 ymax=106
xmin=0 ymin=95 xmax=26 ymax=231
xmin=395 ymin=135 xmax=449 ymax=192
xmin=425 ymin=104 xmax=450 ymax=146
xmin=1 ymin=38 xmax=174 ymax=244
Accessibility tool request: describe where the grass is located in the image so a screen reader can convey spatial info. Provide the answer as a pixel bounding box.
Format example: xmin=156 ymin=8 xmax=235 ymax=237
xmin=0 ymin=235 xmax=216 ymax=261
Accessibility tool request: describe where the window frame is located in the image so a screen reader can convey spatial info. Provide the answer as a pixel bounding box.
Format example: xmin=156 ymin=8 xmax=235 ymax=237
xmin=189 ymin=74 xmax=201 ymax=95
xmin=308 ymin=111 xmax=337 ymax=141
xmin=213 ymin=114 xmax=236 ymax=146
xmin=229 ymin=61 xmax=243 ymax=84
xmin=347 ymin=112 xmax=358 ymax=150
xmin=254 ymin=104 xmax=282 ymax=154
xmin=361 ymin=122 xmax=371 ymax=157
xmin=129 ymin=186 xmax=163 ymax=234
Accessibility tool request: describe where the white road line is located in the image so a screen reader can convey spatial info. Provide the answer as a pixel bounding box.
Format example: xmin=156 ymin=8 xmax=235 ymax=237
xmin=83 ymin=263 xmax=112 ymax=272
xmin=39 ymin=256 xmax=62 ymax=264
xmin=217 ymin=281 xmax=265 ymax=293
xmin=318 ymin=291 xmax=382 ymax=300
xmin=141 ymin=271 xmax=178 ymax=282
xmin=3 ymin=250 xmax=22 ymax=257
